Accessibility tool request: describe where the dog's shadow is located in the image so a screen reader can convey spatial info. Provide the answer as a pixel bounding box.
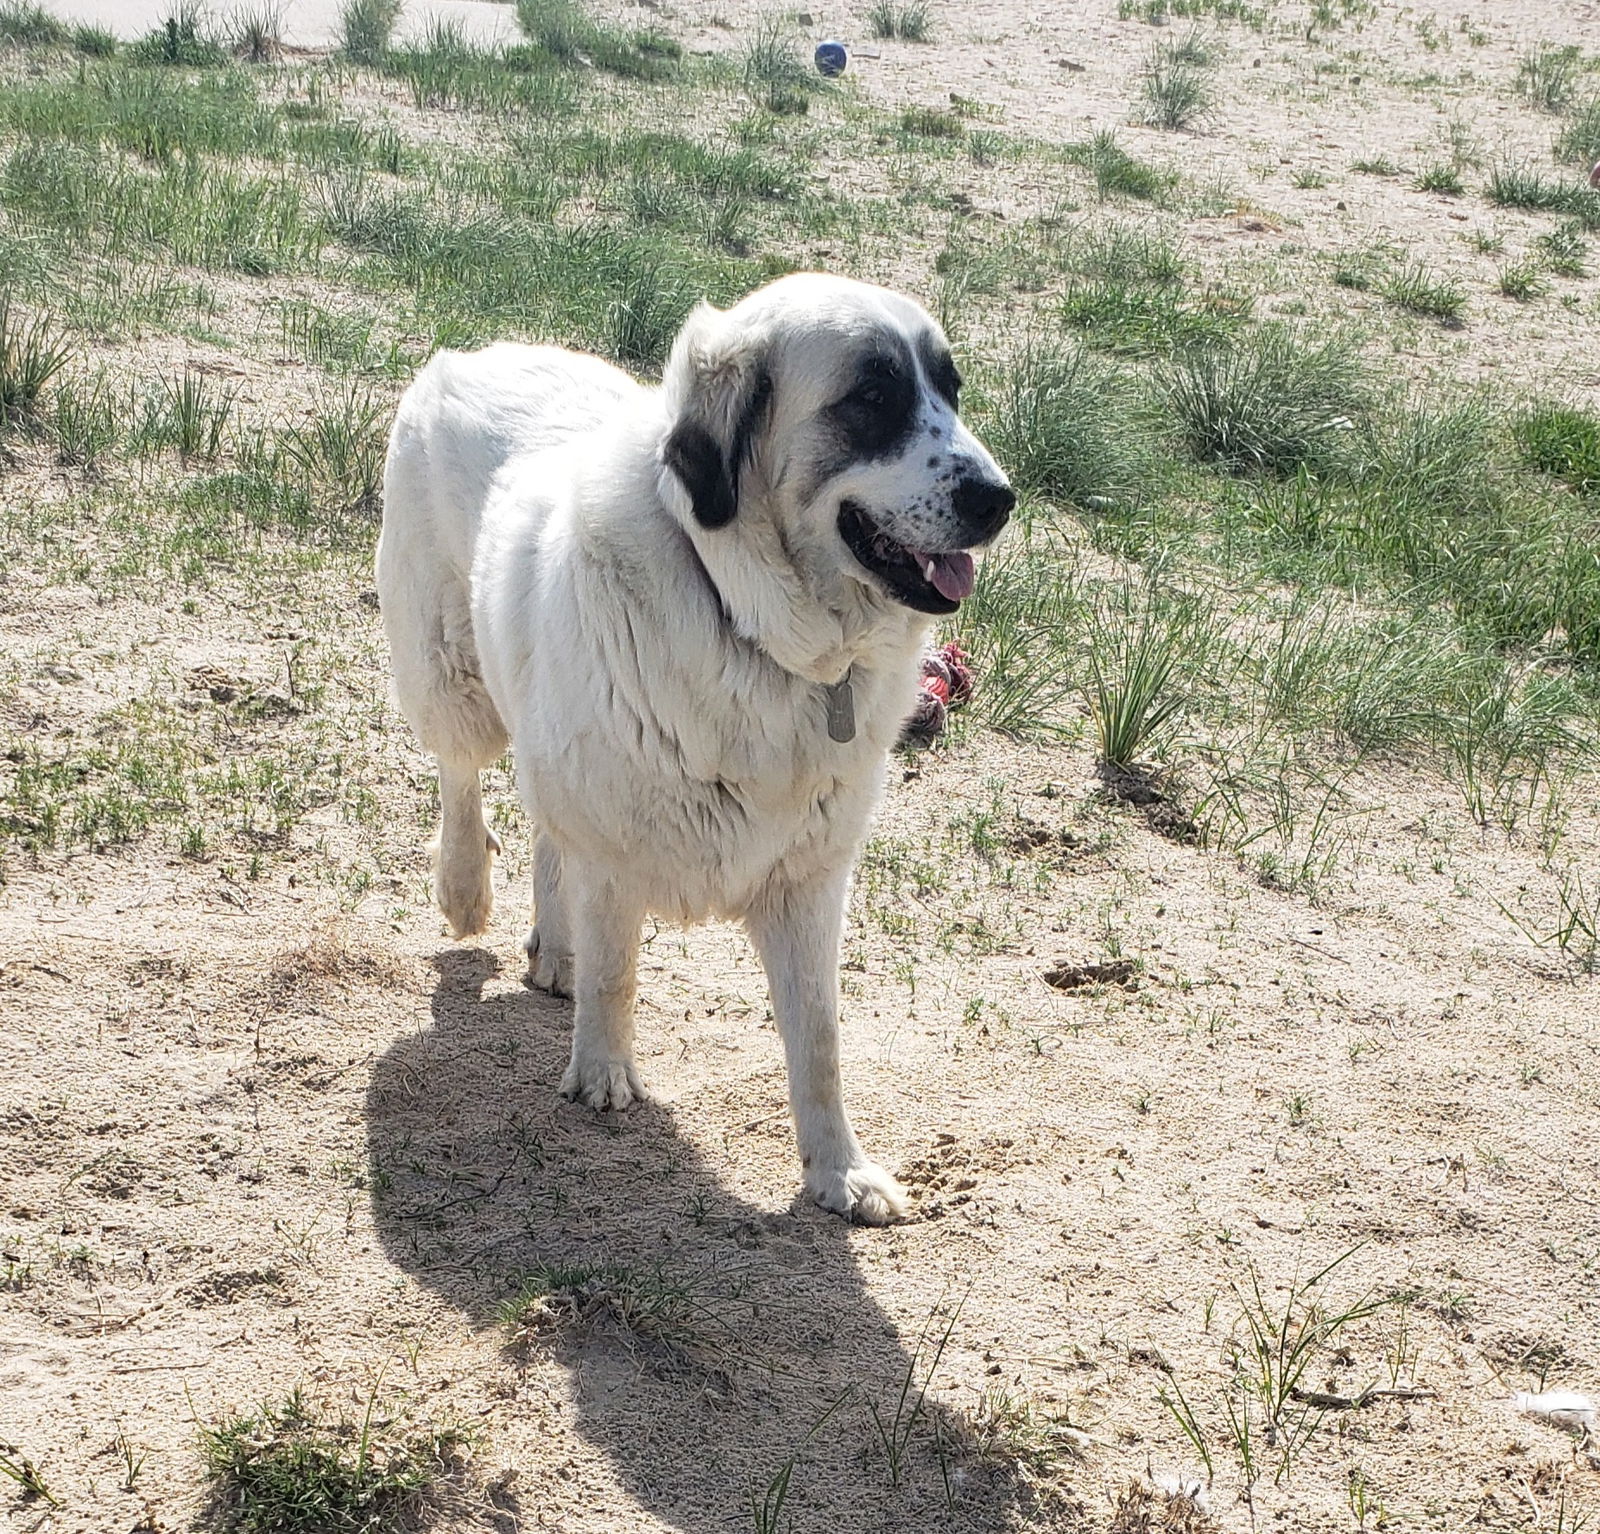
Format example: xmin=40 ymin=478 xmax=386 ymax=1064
xmin=365 ymin=947 xmax=1031 ymax=1532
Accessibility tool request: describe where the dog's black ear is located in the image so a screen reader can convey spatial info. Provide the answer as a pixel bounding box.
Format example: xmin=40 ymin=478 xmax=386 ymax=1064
xmin=661 ymin=303 xmax=772 ymax=529
xmin=663 ymin=419 xmax=738 ymax=529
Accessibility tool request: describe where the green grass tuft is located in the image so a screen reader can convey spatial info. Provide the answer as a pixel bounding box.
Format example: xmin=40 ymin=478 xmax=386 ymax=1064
xmin=1383 ymin=262 xmax=1466 ymax=321
xmin=1160 ymin=327 xmax=1366 ymax=477
xmin=1486 ymin=164 xmax=1600 ymax=229
xmin=0 ymin=1 xmax=66 ymax=46
xmin=1555 ymin=97 xmax=1600 ymax=169
xmin=976 ymin=340 xmax=1153 ymax=511
xmin=0 ymin=294 xmax=70 ymax=428
xmin=1414 ymin=163 xmax=1463 ymax=195
xmin=1066 ymin=130 xmax=1173 ymax=201
xmin=1140 ymin=36 xmax=1212 ymax=130
xmin=1513 ymin=404 xmax=1600 ymax=495
xmin=1514 ymin=44 xmax=1581 ymax=113
xmin=338 ymin=0 xmax=401 ymax=66
xmin=201 ymin=1387 xmax=467 ymax=1534
xmin=130 ymin=3 xmax=226 ymax=65
xmin=868 ymin=2 xmax=932 ymax=41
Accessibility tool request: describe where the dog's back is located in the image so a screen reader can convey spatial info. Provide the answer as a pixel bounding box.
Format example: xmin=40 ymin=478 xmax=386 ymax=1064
xmin=375 ymin=342 xmax=640 ymax=935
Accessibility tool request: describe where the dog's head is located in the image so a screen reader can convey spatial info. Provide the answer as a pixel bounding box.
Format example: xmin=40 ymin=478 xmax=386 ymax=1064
xmin=660 ymin=274 xmax=1013 ymax=618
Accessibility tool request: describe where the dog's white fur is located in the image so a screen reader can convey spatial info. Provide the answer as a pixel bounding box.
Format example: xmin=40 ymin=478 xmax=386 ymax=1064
xmin=376 ymin=274 xmax=1010 ymax=1223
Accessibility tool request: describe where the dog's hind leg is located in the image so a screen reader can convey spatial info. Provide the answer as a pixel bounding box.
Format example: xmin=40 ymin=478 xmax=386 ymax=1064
xmin=745 ymin=871 xmax=907 ymax=1225
xmin=558 ymin=868 xmax=646 ymax=1111
xmin=433 ymin=757 xmax=502 ymax=939
xmin=523 ymin=831 xmax=574 ymax=997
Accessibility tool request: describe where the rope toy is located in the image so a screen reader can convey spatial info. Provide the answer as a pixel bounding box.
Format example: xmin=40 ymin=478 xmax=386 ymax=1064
xmin=899 ymin=641 xmax=975 ymax=746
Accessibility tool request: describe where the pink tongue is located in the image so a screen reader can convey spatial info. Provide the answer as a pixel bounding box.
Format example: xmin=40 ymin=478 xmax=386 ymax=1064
xmin=921 ymin=550 xmax=975 ymax=601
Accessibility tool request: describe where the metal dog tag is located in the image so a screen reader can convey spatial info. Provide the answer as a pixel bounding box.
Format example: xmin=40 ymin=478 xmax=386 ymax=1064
xmin=824 ymin=670 xmax=856 ymax=743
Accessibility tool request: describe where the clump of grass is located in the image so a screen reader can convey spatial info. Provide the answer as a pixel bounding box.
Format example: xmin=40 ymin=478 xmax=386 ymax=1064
xmin=338 ymin=0 xmax=402 ymax=66
xmin=1537 ymin=219 xmax=1589 ymax=277
xmin=70 ymin=22 xmax=117 ymax=55
xmin=1415 ymin=162 xmax=1463 ymax=194
xmin=1061 ymin=282 xmax=1246 ymax=356
xmin=279 ymin=386 xmax=387 ymax=514
xmin=0 ymin=1 xmax=66 ymax=45
xmin=899 ymin=105 xmax=963 ymax=139
xmin=0 ymin=295 xmax=70 ymax=429
xmin=977 ymin=339 xmax=1152 ymax=510
xmin=1350 ymin=154 xmax=1399 ymax=176
xmin=1555 ymin=97 xmax=1600 ymax=168
xmin=1514 ymin=44 xmax=1581 ymax=113
xmin=51 ymin=372 xmax=120 ymax=468
xmin=1487 ymin=164 xmax=1600 ymax=229
xmin=1067 ymin=130 xmax=1172 ymax=201
xmin=1497 ymin=260 xmax=1547 ymax=302
xmin=868 ymin=1 xmax=931 ymax=41
xmin=131 ymin=3 xmax=226 ymax=65
xmin=1291 ymin=167 xmax=1327 ymax=189
xmin=1383 ymin=262 xmax=1466 ymax=321
xmin=1085 ymin=598 xmax=1193 ymax=768
xmin=232 ymin=3 xmax=283 ymax=61
xmin=1513 ymin=403 xmax=1600 ymax=494
xmin=741 ymin=14 xmax=825 ymax=113
xmin=1140 ymin=35 xmax=1212 ymax=130
xmin=201 ymin=1387 xmax=467 ymax=1534
xmin=516 ymin=0 xmax=678 ymax=79
xmin=1160 ymin=326 xmax=1366 ymax=477
xmin=501 ymin=1260 xmax=720 ymax=1356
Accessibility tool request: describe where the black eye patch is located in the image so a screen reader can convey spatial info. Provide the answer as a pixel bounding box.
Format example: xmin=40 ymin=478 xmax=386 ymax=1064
xmin=832 ymin=353 xmax=916 ymax=459
xmin=917 ymin=334 xmax=962 ymax=409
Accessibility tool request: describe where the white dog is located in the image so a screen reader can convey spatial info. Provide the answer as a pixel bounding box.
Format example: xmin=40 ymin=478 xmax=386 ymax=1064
xmin=376 ymin=274 xmax=1013 ymax=1223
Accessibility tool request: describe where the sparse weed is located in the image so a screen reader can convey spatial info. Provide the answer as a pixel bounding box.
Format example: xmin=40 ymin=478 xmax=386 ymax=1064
xmin=1515 ymin=44 xmax=1581 ymax=113
xmin=0 ymin=1442 xmax=58 ymax=1505
xmin=1083 ymin=591 xmax=1198 ymax=768
xmin=867 ymin=1293 xmax=966 ymax=1487
xmin=1501 ymin=865 xmax=1600 ymax=973
xmin=70 ymin=23 xmax=117 ymax=55
xmin=279 ymin=386 xmax=387 ymax=515
xmin=1555 ymin=97 xmax=1600 ymax=169
xmin=1514 ymin=403 xmax=1600 ymax=493
xmin=132 ymin=2 xmax=226 ymax=65
xmin=977 ymin=339 xmax=1152 ymax=510
xmin=899 ymin=105 xmax=964 ymax=140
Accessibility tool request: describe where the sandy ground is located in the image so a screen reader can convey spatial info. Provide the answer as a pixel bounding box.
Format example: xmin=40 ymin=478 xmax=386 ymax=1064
xmin=3 ymin=1 xmax=1600 ymax=1531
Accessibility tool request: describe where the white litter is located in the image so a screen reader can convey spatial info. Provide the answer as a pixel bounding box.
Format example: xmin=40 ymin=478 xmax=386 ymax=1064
xmin=1512 ymin=1390 xmax=1597 ymax=1435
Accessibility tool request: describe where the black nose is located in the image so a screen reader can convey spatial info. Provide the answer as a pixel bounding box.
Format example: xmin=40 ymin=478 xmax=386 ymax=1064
xmin=952 ymin=476 xmax=1015 ymax=541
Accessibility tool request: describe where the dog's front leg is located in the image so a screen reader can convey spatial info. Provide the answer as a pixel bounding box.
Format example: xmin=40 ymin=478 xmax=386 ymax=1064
xmin=558 ymin=870 xmax=647 ymax=1111
xmin=745 ymin=874 xmax=907 ymax=1225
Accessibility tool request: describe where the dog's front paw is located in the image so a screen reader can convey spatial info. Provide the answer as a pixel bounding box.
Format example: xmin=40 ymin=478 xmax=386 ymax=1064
xmin=523 ymin=927 xmax=573 ymax=998
xmin=559 ymin=1053 xmax=644 ymax=1112
xmin=807 ymin=1159 xmax=908 ymax=1226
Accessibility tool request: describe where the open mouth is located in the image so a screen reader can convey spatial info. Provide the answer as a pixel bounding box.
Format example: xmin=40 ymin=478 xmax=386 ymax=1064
xmin=837 ymin=499 xmax=978 ymax=616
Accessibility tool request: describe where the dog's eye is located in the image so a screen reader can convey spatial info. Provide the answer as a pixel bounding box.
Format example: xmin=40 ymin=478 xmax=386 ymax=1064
xmin=850 ymin=382 xmax=887 ymax=410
